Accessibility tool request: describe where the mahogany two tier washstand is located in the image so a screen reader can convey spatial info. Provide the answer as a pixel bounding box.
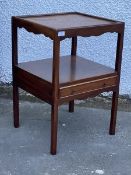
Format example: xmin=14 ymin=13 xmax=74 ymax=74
xmin=12 ymin=12 xmax=124 ymax=154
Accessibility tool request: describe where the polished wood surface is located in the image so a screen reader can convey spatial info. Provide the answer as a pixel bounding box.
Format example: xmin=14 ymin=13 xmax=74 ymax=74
xmin=109 ymin=32 xmax=124 ymax=135
xmin=22 ymin=13 xmax=116 ymax=30
xmin=12 ymin=12 xmax=125 ymax=155
xmin=60 ymin=76 xmax=118 ymax=98
xmin=14 ymin=12 xmax=124 ymax=39
xmin=12 ymin=18 xmax=19 ymax=128
xmin=69 ymin=36 xmax=77 ymax=112
xmin=17 ymin=55 xmax=116 ymax=86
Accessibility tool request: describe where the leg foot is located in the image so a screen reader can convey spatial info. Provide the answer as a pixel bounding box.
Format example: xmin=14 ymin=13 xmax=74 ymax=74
xmin=69 ymin=100 xmax=74 ymax=112
xmin=50 ymin=103 xmax=58 ymax=155
xmin=13 ymin=84 xmax=19 ymax=128
xmin=109 ymin=91 xmax=119 ymax=135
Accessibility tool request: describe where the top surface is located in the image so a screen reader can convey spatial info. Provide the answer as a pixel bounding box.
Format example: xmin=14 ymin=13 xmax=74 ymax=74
xmin=19 ymin=12 xmax=117 ymax=31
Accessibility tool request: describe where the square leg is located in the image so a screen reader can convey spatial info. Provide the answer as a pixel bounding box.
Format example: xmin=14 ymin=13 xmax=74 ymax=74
xmin=109 ymin=91 xmax=119 ymax=135
xmin=69 ymin=100 xmax=74 ymax=112
xmin=50 ymin=103 xmax=59 ymax=155
xmin=13 ymin=83 xmax=19 ymax=128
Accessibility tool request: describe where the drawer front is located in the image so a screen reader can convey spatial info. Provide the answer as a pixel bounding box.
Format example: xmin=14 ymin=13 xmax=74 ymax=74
xmin=60 ymin=76 xmax=118 ymax=98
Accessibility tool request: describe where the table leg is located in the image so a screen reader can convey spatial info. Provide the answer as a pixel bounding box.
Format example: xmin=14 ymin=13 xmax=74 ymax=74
xmin=12 ymin=18 xmax=19 ymax=128
xmin=69 ymin=101 xmax=74 ymax=112
xmin=109 ymin=29 xmax=124 ymax=135
xmin=51 ymin=38 xmax=60 ymax=155
xmin=69 ymin=37 xmax=77 ymax=112
xmin=13 ymin=83 xmax=19 ymax=128
xmin=109 ymin=91 xmax=119 ymax=135
xmin=50 ymin=103 xmax=58 ymax=155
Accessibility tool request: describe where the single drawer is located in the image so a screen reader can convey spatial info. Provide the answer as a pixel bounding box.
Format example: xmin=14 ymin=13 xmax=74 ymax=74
xmin=59 ymin=75 xmax=118 ymax=98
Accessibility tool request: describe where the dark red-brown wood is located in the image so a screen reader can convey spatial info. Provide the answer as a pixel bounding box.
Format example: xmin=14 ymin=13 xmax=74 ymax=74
xmin=69 ymin=36 xmax=77 ymax=112
xmin=13 ymin=12 xmax=124 ymax=40
xmin=12 ymin=12 xmax=125 ymax=155
xmin=16 ymin=56 xmax=117 ymax=86
xmin=12 ymin=18 xmax=19 ymax=128
xmin=109 ymin=31 xmax=124 ymax=135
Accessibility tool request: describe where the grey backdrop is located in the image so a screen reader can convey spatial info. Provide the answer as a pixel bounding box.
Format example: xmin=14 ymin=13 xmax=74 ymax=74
xmin=0 ymin=0 xmax=130 ymax=95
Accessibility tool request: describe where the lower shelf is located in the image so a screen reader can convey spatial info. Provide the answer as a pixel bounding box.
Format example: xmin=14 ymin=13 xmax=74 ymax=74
xmin=17 ymin=55 xmax=116 ymax=86
xmin=14 ymin=55 xmax=118 ymax=104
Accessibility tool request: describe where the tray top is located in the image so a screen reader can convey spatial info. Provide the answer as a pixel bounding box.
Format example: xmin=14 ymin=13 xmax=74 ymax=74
xmin=18 ymin=12 xmax=120 ymax=31
xmin=15 ymin=12 xmax=124 ymax=39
